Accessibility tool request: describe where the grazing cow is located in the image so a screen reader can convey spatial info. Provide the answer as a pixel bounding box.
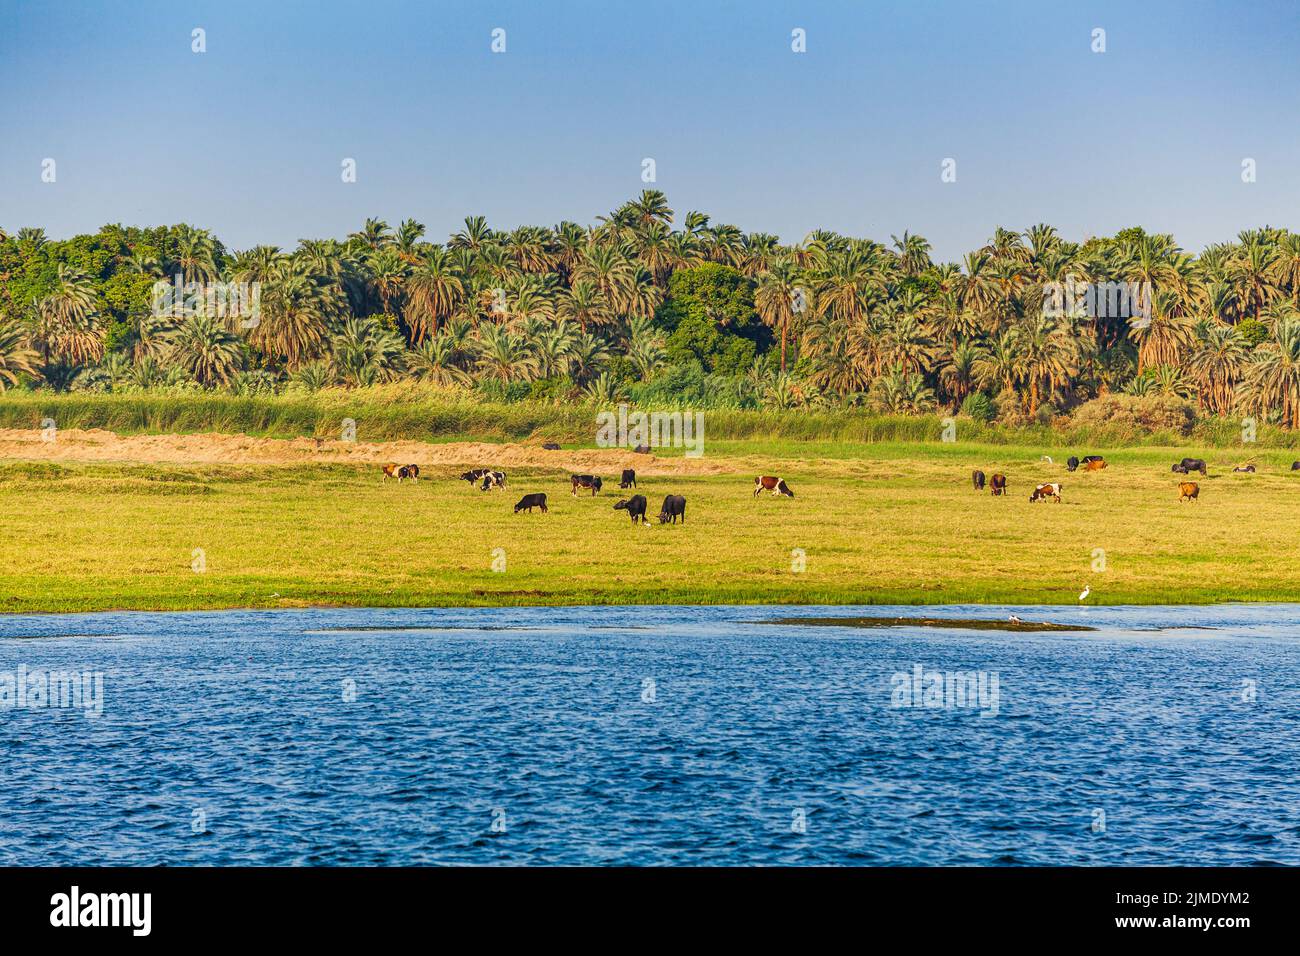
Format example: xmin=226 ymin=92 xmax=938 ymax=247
xmin=460 ymin=468 xmax=492 ymax=485
xmin=754 ymin=476 xmax=795 ymax=497
xmin=1082 ymin=458 xmax=1107 ymax=471
xmin=633 ymin=444 xmax=651 ymax=454
xmin=514 ymin=493 xmax=548 ymax=513
xmin=397 ymin=464 xmax=420 ymax=482
xmin=613 ymin=495 xmax=648 ymax=524
xmin=542 ymin=442 xmax=562 ymax=450
xmin=1080 ymin=455 xmax=1104 ymax=465
xmin=658 ymin=494 xmax=687 ymax=524
xmin=1066 ymin=456 xmax=1080 ymax=472
xmin=972 ymin=469 xmax=986 ymax=491
xmin=479 ymin=471 xmax=506 ymax=491
xmin=1172 ymin=458 xmax=1207 ymax=476
xmin=619 ymin=469 xmax=637 ymax=489
xmin=1029 ymin=482 xmax=1062 ymax=503
xmin=990 ymin=474 xmax=1007 ymax=496
xmin=1292 ymin=461 xmax=1300 ymax=471
xmin=571 ymin=474 xmax=603 ymax=496
xmin=381 ymin=463 xmax=401 ymax=481
xmin=1233 ymin=464 xmax=1256 ymax=473
xmin=1179 ymin=481 xmax=1200 ymax=502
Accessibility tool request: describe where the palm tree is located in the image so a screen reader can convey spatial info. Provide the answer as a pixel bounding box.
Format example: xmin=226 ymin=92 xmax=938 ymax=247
xmin=0 ymin=320 xmax=40 ymax=389
xmin=473 ymin=325 xmax=537 ymax=384
xmin=332 ymin=316 xmax=406 ymax=386
xmin=256 ymin=260 xmax=335 ymax=369
xmin=1240 ymin=319 xmax=1300 ymax=428
xmin=37 ymin=265 xmax=104 ymax=367
xmin=169 ymin=313 xmax=245 ymax=387
xmin=405 ymin=247 xmax=464 ymax=342
xmin=1188 ymin=323 xmax=1248 ymax=414
xmin=755 ymin=259 xmax=804 ymax=371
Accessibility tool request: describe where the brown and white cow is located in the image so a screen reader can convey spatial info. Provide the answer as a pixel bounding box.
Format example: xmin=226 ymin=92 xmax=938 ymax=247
xmin=989 ymin=474 xmax=1007 ymax=496
xmin=754 ymin=476 xmax=794 ymax=498
xmin=397 ymin=464 xmax=420 ymax=482
xmin=1029 ymin=482 xmax=1062 ymax=503
xmin=381 ymin=463 xmax=401 ymax=481
xmin=1179 ymin=481 xmax=1200 ymax=502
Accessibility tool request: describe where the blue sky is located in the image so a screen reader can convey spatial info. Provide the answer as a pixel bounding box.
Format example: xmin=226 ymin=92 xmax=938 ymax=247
xmin=1 ymin=0 xmax=1296 ymax=261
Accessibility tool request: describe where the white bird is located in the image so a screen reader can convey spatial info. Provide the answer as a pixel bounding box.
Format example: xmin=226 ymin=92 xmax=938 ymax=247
xmin=1079 ymin=585 xmax=1091 ymax=602
xmin=1042 ymin=455 xmax=1054 ymax=464
xmin=1009 ymin=614 xmax=1022 ymax=624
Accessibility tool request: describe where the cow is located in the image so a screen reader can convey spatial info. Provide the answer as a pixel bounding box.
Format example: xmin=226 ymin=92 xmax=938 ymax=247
xmin=990 ymin=474 xmax=1007 ymax=496
xmin=542 ymin=442 xmax=562 ymax=450
xmin=1029 ymin=482 xmax=1062 ymax=503
xmin=1066 ymin=456 xmax=1080 ymax=472
xmin=1173 ymin=458 xmax=1207 ymax=476
xmin=754 ymin=476 xmax=794 ymax=497
xmin=1292 ymin=461 xmax=1300 ymax=471
xmin=1080 ymin=455 xmax=1104 ymax=465
xmin=397 ymin=464 xmax=420 ymax=482
xmin=1179 ymin=482 xmax=1200 ymax=502
xmin=1233 ymin=464 xmax=1256 ymax=473
xmin=571 ymin=475 xmax=603 ymax=496
xmin=972 ymin=469 xmax=986 ymax=491
xmin=479 ymin=471 xmax=506 ymax=491
xmin=619 ymin=469 xmax=637 ymax=489
xmin=613 ymin=495 xmax=648 ymax=524
xmin=1082 ymin=458 xmax=1107 ymax=471
xmin=658 ymin=494 xmax=686 ymax=524
xmin=514 ymin=493 xmax=548 ymax=513
xmin=460 ymin=468 xmax=492 ymax=485
xmin=381 ymin=463 xmax=401 ymax=481
xmin=633 ymin=444 xmax=652 ymax=454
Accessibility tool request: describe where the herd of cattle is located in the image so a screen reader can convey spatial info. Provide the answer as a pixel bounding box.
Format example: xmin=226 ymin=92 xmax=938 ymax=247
xmin=969 ymin=453 xmax=1300 ymax=504
xmin=380 ymin=460 xmax=794 ymax=525
xmin=382 ymin=448 xmax=1300 ymax=519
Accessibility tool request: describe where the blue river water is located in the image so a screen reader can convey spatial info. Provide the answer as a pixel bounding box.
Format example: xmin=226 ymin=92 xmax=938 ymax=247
xmin=1 ymin=603 xmax=1297 ymax=866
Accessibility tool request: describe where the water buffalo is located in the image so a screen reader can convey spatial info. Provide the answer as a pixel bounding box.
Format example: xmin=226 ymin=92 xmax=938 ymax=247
xmin=1172 ymin=458 xmax=1207 ymax=476
xmin=613 ymin=495 xmax=648 ymax=524
xmin=542 ymin=442 xmax=561 ymax=450
xmin=658 ymin=494 xmax=686 ymax=524
xmin=514 ymin=493 xmax=548 ymax=513
xmin=1292 ymin=461 xmax=1300 ymax=471
xmin=619 ymin=469 xmax=637 ymax=489
xmin=972 ymin=469 xmax=986 ymax=491
xmin=1066 ymin=456 xmax=1080 ymax=472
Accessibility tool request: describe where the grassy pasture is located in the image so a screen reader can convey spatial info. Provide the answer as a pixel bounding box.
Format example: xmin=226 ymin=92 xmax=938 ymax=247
xmin=0 ymin=442 xmax=1297 ymax=613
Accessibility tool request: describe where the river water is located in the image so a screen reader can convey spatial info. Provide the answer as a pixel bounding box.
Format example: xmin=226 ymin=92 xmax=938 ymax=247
xmin=1 ymin=604 xmax=1296 ymax=865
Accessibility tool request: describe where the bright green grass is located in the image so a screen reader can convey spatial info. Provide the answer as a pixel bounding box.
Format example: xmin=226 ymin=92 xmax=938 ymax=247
xmin=1 ymin=445 xmax=1297 ymax=613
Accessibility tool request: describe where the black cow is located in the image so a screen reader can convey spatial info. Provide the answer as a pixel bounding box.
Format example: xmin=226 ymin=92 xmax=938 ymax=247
xmin=1292 ymin=461 xmax=1300 ymax=471
xmin=633 ymin=444 xmax=651 ymax=454
xmin=1172 ymin=458 xmax=1207 ymax=476
xmin=990 ymin=474 xmax=1007 ymax=496
xmin=972 ymin=469 xmax=986 ymax=491
xmin=479 ymin=470 xmax=506 ymax=491
xmin=658 ymin=494 xmax=686 ymax=524
xmin=542 ymin=442 xmax=561 ymax=450
xmin=571 ymin=475 xmax=603 ymax=496
xmin=1066 ymin=456 xmax=1080 ymax=472
xmin=613 ymin=495 xmax=648 ymax=524
xmin=514 ymin=493 xmax=548 ymax=513
xmin=1233 ymin=464 xmax=1256 ymax=473
xmin=619 ymin=469 xmax=637 ymax=489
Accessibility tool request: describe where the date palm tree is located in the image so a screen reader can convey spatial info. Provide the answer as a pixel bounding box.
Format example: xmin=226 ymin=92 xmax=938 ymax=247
xmin=405 ymin=247 xmax=464 ymax=342
xmin=1239 ymin=318 xmax=1300 ymax=428
xmin=0 ymin=320 xmax=40 ymax=389
xmin=169 ymin=313 xmax=244 ymax=387
xmin=755 ymin=259 xmax=804 ymax=371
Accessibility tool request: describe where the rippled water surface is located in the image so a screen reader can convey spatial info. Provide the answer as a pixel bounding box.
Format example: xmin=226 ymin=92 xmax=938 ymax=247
xmin=2 ymin=604 xmax=1298 ymax=865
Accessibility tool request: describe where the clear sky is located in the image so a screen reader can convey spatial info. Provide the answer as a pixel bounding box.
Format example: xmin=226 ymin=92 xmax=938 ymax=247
xmin=1 ymin=0 xmax=1296 ymax=262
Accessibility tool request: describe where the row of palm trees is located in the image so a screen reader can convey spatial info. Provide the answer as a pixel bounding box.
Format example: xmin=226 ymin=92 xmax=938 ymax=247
xmin=4 ymin=196 xmax=1300 ymax=423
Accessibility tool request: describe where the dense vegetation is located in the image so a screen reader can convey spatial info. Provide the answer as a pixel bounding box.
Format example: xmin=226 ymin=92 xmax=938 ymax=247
xmin=3 ymin=192 xmax=1300 ymax=430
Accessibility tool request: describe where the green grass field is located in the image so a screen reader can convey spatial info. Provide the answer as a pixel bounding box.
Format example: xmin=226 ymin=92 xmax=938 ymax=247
xmin=2 ymin=440 xmax=1298 ymax=613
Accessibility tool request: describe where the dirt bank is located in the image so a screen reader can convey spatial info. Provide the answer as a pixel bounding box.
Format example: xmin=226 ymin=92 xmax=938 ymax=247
xmin=0 ymin=427 xmax=732 ymax=476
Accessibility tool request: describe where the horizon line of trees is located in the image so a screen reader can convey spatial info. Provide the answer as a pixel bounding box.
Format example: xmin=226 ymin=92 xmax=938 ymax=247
xmin=3 ymin=191 xmax=1300 ymax=426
